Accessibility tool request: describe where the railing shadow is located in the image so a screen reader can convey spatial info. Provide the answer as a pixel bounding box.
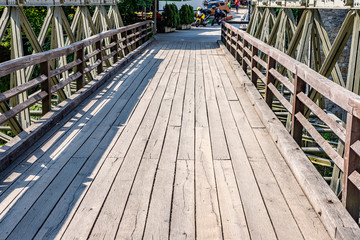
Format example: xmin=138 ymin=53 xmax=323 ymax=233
xmin=0 ymin=44 xmax=164 ymax=238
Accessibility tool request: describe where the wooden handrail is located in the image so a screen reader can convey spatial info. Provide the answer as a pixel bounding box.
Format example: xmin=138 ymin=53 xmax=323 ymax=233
xmin=0 ymin=20 xmax=153 ymax=138
xmin=222 ymin=22 xmax=360 ymax=220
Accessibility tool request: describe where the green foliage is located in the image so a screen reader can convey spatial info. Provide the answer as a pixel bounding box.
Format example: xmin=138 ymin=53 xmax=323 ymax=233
xmin=163 ymin=4 xmax=180 ymax=28
xmin=322 ymin=132 xmax=334 ymax=141
xmin=118 ymin=0 xmax=153 ymax=25
xmin=179 ymin=4 xmax=194 ymax=25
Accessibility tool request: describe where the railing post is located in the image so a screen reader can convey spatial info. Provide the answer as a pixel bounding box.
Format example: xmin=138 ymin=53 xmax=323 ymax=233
xmin=343 ymin=112 xmax=360 ymax=220
xmin=123 ymin=29 xmax=129 ymax=55
xmin=221 ymin=24 xmax=225 ymax=43
xmin=235 ymin=32 xmax=240 ymax=61
xmin=250 ymin=45 xmax=258 ymax=85
xmin=132 ymin=28 xmax=136 ymax=50
xmin=291 ymin=71 xmax=306 ymax=146
xmin=113 ymin=34 xmax=119 ymax=63
xmin=265 ymin=55 xmax=276 ymax=107
xmin=95 ymin=39 xmax=103 ymax=74
xmin=230 ymin=29 xmax=235 ymax=55
xmin=242 ymin=39 xmax=248 ymax=72
xmin=76 ymin=45 xmax=85 ymax=91
xmin=40 ymin=60 xmax=51 ymax=115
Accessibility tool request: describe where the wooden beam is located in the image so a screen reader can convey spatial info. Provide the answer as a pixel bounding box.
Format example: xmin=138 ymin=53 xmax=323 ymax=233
xmin=346 ymin=10 xmax=360 ymax=94
xmin=10 ymin=7 xmax=31 ymax=129
xmin=0 ymin=7 xmax=10 ymax=40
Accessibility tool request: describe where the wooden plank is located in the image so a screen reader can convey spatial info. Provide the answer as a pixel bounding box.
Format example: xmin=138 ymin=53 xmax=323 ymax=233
xmin=210 ymin=53 xmax=277 ymax=240
xmin=214 ymin=160 xmax=250 ymax=240
xmin=203 ymin=45 xmax=230 ymax=160
xmin=219 ymin=55 xmax=265 ymax=128
xmin=114 ymin=100 xmax=174 ymax=240
xmin=177 ymin=43 xmax=195 ymax=160
xmin=194 ymin=42 xmax=222 ymax=240
xmin=142 ymin=126 xmax=180 ymax=239
xmin=170 ymin=160 xmax=195 ymax=239
xmin=168 ymin=43 xmax=189 ymax=127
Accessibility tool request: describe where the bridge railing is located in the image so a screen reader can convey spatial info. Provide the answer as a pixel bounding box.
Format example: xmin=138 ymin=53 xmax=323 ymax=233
xmin=0 ymin=20 xmax=152 ymax=136
xmin=222 ymin=22 xmax=360 ymax=221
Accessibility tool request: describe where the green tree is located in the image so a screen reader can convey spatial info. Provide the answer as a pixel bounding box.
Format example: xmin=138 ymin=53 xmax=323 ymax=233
xmin=118 ymin=0 xmax=153 ymax=25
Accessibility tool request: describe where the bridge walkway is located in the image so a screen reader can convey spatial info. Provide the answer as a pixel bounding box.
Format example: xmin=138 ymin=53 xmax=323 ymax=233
xmin=0 ymin=40 xmax=330 ymax=239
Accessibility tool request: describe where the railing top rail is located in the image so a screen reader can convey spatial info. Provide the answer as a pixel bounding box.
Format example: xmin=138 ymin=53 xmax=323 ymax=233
xmin=0 ymin=20 xmax=152 ymax=78
xmin=222 ymin=22 xmax=360 ymax=116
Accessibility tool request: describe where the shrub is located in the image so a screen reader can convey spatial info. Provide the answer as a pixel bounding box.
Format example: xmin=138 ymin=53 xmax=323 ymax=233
xmin=163 ymin=3 xmax=180 ymax=28
xmin=179 ymin=4 xmax=194 ymax=25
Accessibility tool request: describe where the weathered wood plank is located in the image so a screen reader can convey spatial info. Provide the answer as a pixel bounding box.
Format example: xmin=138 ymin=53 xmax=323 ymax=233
xmin=177 ymin=43 xmax=195 ymax=160
xmin=142 ymin=126 xmax=180 ymax=239
xmin=203 ymin=45 xmax=230 ymax=160
xmin=214 ymin=160 xmax=251 ymax=240
xmin=211 ymin=56 xmax=276 ymax=240
xmin=194 ymin=43 xmax=222 ymax=240
xmin=170 ymin=160 xmax=195 ymax=239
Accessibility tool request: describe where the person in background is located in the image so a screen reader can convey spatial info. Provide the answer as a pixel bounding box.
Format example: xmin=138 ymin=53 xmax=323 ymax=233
xmin=235 ymin=0 xmax=240 ymax=13
xmin=228 ymin=1 xmax=231 ymax=9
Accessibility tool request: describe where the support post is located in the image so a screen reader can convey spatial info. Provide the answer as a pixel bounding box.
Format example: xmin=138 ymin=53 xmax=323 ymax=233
xmin=291 ymin=71 xmax=306 ymax=146
xmin=343 ymin=112 xmax=360 ymax=221
xmin=96 ymin=40 xmax=103 ymax=74
xmin=250 ymin=45 xmax=258 ymax=85
xmin=265 ymin=55 xmax=276 ymax=107
xmin=113 ymin=34 xmax=119 ymax=63
xmin=242 ymin=39 xmax=248 ymax=72
xmin=40 ymin=61 xmax=51 ymax=115
xmin=76 ymin=46 xmax=85 ymax=91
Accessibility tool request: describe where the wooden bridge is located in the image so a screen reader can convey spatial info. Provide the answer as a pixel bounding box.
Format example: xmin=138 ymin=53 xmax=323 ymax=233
xmin=0 ymin=2 xmax=360 ymax=240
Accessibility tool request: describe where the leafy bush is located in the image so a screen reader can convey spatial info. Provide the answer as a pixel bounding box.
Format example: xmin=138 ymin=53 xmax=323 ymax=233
xmin=179 ymin=4 xmax=194 ymax=25
xmin=163 ymin=3 xmax=180 ymax=28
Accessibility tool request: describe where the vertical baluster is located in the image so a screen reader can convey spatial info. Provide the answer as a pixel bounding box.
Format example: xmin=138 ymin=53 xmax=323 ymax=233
xmin=291 ymin=70 xmax=306 ymax=146
xmin=235 ymin=32 xmax=240 ymax=61
xmin=231 ymin=29 xmax=235 ymax=56
xmin=265 ymin=55 xmax=276 ymax=107
xmin=76 ymin=45 xmax=84 ymax=90
xmin=250 ymin=45 xmax=258 ymax=85
xmin=113 ymin=34 xmax=119 ymax=63
xmin=242 ymin=39 xmax=248 ymax=72
xmin=343 ymin=112 xmax=360 ymax=220
xmin=95 ymin=39 xmax=103 ymax=74
xmin=40 ymin=60 xmax=51 ymax=115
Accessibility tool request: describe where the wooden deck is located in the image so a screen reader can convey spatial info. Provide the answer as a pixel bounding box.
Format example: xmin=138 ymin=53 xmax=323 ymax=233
xmin=0 ymin=40 xmax=330 ymax=239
